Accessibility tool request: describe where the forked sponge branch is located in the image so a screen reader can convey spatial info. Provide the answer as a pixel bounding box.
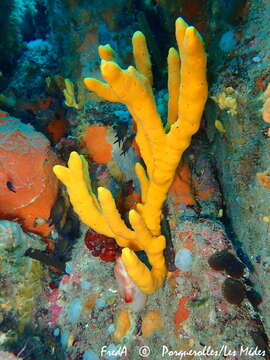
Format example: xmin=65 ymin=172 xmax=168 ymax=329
xmin=53 ymin=17 xmax=208 ymax=294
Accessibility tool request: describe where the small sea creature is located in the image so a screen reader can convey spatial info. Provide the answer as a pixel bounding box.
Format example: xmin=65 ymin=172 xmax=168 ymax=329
xmin=120 ymin=134 xmax=136 ymax=156
xmin=208 ymin=249 xmax=232 ymax=270
xmin=114 ymin=258 xmax=147 ymax=312
xmin=49 ymin=190 xmax=80 ymax=242
xmin=222 ymin=278 xmax=245 ymax=305
xmin=262 ymin=126 xmax=270 ymax=137
xmin=257 ymin=170 xmax=270 ymax=189
xmin=208 ymin=249 xmax=245 ymax=278
xmin=60 ymin=210 xmax=80 ymax=238
xmin=215 ymin=120 xmax=226 ymax=133
xmin=63 ymin=78 xmax=80 ymax=110
xmin=161 ymin=215 xmax=176 ymax=272
xmin=212 ymin=88 xmax=237 ymax=115
xmin=33 ymin=217 xmax=48 ymax=226
xmin=122 ymin=180 xmax=134 ymax=197
xmin=6 ymin=180 xmax=16 ymax=192
xmin=49 ymin=192 xmax=67 ymax=227
xmin=189 ymin=295 xmax=210 ymax=307
xmin=112 ymin=122 xmax=129 ymax=145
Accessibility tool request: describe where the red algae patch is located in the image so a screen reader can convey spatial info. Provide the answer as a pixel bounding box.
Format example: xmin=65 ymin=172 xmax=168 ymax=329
xmin=174 ymin=296 xmax=189 ymax=334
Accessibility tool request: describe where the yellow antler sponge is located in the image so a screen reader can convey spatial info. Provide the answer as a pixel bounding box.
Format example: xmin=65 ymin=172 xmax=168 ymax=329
xmin=54 ymin=17 xmax=207 ymax=294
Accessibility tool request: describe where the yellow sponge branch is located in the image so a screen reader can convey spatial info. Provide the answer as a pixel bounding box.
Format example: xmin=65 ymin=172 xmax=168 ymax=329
xmin=135 ymin=162 xmax=149 ymax=203
xmin=97 ymin=187 xmax=136 ymax=243
xmin=53 ymin=153 xmax=112 ymax=237
xmin=83 ymin=78 xmax=120 ymax=103
xmin=132 ymin=31 xmax=153 ymax=86
xmin=63 ymin=79 xmax=80 ymax=110
xmin=122 ymin=247 xmax=166 ymax=294
xmin=135 ymin=126 xmax=154 ymax=178
xmin=175 ymin=17 xmax=189 ymax=55
xmin=98 ymin=44 xmax=116 ymax=61
xmin=53 ymin=17 xmax=207 ymax=295
xmin=101 ymin=62 xmax=164 ymax=140
xmin=167 ymin=47 xmax=180 ymax=126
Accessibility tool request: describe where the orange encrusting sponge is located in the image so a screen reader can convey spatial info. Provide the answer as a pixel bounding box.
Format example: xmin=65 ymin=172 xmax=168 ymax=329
xmin=0 ymin=111 xmax=59 ymax=237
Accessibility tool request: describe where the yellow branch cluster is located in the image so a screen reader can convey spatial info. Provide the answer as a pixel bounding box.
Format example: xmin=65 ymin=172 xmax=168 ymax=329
xmin=63 ymin=78 xmax=80 ymax=110
xmin=53 ymin=18 xmax=208 ymax=294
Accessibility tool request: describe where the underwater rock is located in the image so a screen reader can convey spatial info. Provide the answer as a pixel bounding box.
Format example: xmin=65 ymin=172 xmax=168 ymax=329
xmin=0 ymin=220 xmax=45 ymax=253
xmin=0 ymin=110 xmax=59 ymax=236
xmin=0 ymin=352 xmax=19 ymax=360
xmin=205 ymin=0 xmax=270 ymax=336
xmin=24 ymin=248 xmax=66 ymax=273
xmin=246 ymin=289 xmax=263 ymax=307
xmin=54 ymin=136 xmax=80 ymax=162
xmin=250 ymin=329 xmax=270 ymax=355
xmin=0 ymin=220 xmax=46 ymax=332
xmin=0 ymin=0 xmax=39 ymax=73
xmin=219 ymin=30 xmax=237 ymax=52
xmin=8 ymin=38 xmax=57 ymax=100
xmin=48 ymin=219 xmax=264 ymax=359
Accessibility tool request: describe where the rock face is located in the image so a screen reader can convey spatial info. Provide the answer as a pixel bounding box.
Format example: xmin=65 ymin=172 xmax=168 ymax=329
xmin=205 ymin=0 xmax=270 ymax=337
xmin=47 ymin=0 xmax=134 ymax=79
xmin=48 ymin=221 xmax=266 ymax=359
xmin=0 ymin=220 xmax=46 ymax=333
xmin=0 ymin=351 xmax=19 ymax=360
xmin=45 ymin=134 xmax=266 ymax=359
xmin=0 ymin=110 xmax=59 ymax=237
